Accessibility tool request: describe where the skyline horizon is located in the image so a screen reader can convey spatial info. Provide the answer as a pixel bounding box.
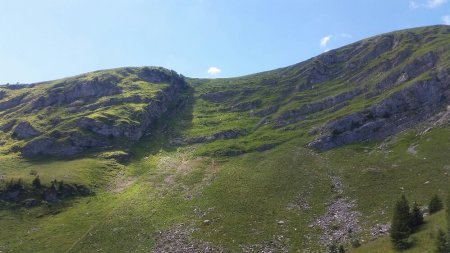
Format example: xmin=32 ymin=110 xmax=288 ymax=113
xmin=1 ymin=0 xmax=449 ymax=84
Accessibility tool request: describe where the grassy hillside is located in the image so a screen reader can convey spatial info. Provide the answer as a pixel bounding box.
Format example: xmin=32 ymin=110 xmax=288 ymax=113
xmin=350 ymin=210 xmax=447 ymax=253
xmin=0 ymin=25 xmax=450 ymax=252
xmin=0 ymin=66 xmax=186 ymax=157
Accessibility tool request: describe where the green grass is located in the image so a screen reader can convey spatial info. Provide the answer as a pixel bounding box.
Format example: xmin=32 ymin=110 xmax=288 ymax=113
xmin=0 ymin=154 xmax=120 ymax=188
xmin=2 ymin=122 xmax=448 ymax=252
xmin=350 ymin=210 xmax=447 ymax=253
xmin=0 ymin=67 xmax=177 ymax=155
xmin=1 ymin=25 xmax=450 ymax=252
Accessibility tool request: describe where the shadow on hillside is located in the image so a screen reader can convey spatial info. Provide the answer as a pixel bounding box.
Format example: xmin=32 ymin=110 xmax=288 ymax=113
xmin=130 ymin=85 xmax=195 ymax=160
xmin=19 ymin=86 xmax=195 ymax=166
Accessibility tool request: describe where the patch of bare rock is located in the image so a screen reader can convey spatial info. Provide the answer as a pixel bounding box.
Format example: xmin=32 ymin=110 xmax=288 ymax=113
xmin=151 ymin=224 xmax=225 ymax=253
xmin=240 ymin=235 xmax=289 ymax=253
xmin=312 ymin=176 xmax=361 ymax=248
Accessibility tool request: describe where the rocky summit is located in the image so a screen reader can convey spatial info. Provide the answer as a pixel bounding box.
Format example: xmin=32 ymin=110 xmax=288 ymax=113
xmin=0 ymin=25 xmax=450 ymax=252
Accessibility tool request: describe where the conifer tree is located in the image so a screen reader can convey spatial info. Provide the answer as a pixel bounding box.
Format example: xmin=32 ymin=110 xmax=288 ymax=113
xmin=410 ymin=202 xmax=424 ymax=229
xmin=32 ymin=176 xmax=41 ymax=189
xmin=430 ymin=194 xmax=444 ymax=214
xmin=391 ymin=195 xmax=412 ymax=250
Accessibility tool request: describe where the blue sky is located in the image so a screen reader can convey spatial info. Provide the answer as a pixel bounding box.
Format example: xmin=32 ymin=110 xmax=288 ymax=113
xmin=0 ymin=0 xmax=449 ymax=83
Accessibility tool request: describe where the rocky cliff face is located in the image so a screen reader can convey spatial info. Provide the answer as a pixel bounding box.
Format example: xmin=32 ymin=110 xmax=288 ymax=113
xmin=0 ymin=67 xmax=186 ymax=157
xmin=309 ymin=68 xmax=450 ymax=150
xmin=192 ymin=25 xmax=450 ymax=153
xmin=304 ymin=28 xmax=449 ymax=150
xmin=306 ymin=29 xmax=449 ymax=150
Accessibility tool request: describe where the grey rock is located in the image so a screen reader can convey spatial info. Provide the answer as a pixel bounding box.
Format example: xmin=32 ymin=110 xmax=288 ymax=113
xmin=187 ymin=129 xmax=242 ymax=144
xmin=274 ymin=89 xmax=363 ymax=128
xmin=22 ymin=137 xmax=82 ymax=157
xmin=30 ymin=76 xmax=121 ymax=110
xmin=138 ymin=67 xmax=186 ymax=86
xmin=229 ymin=99 xmax=262 ymax=112
xmin=0 ymin=120 xmax=16 ymax=132
xmin=98 ymin=151 xmax=131 ymax=163
xmin=255 ymin=143 xmax=280 ymax=152
xmin=152 ymin=224 xmax=224 ymax=253
xmin=20 ymin=67 xmax=186 ymax=158
xmin=12 ymin=121 xmax=40 ymax=139
xmin=310 ymin=68 xmax=450 ymax=150
xmin=375 ymin=51 xmax=438 ymax=92
xmin=0 ymin=93 xmax=29 ymax=111
xmin=252 ymin=105 xmax=278 ymax=117
xmin=201 ymin=91 xmax=237 ymax=103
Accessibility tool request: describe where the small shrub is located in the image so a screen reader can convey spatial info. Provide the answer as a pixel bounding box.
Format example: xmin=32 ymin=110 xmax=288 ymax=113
xmin=350 ymin=238 xmax=361 ymax=248
xmin=328 ymin=244 xmax=337 ymax=253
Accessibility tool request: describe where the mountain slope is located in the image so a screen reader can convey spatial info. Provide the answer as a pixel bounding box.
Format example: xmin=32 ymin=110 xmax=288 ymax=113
xmin=0 ymin=67 xmax=187 ymax=157
xmin=188 ymin=25 xmax=449 ymax=156
xmin=0 ymin=25 xmax=449 ymax=253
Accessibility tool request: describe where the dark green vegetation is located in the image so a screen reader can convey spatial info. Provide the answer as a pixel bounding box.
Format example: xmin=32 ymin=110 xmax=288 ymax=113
xmin=0 ymin=176 xmax=91 ymax=207
xmin=391 ymin=195 xmax=413 ymax=249
xmin=389 ymin=195 xmax=424 ymax=250
xmin=430 ymin=194 xmax=444 ymax=214
xmin=0 ymin=25 xmax=449 ymax=252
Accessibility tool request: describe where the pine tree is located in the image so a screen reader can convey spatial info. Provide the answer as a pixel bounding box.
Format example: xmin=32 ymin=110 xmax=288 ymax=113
xmin=50 ymin=180 xmax=57 ymax=193
xmin=410 ymin=202 xmax=424 ymax=229
xmin=32 ymin=176 xmax=41 ymax=189
xmin=430 ymin=194 xmax=444 ymax=214
xmin=338 ymin=244 xmax=345 ymax=253
xmin=435 ymin=229 xmax=447 ymax=253
xmin=391 ymin=195 xmax=412 ymax=250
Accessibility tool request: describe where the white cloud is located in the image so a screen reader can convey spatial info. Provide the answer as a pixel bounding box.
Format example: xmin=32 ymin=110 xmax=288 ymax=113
xmin=443 ymin=15 xmax=450 ymax=25
xmin=409 ymin=1 xmax=419 ymax=9
xmin=427 ymin=0 xmax=447 ymax=8
xmin=207 ymin=66 xmax=221 ymax=75
xmin=320 ymin=35 xmax=332 ymax=48
xmin=319 ymin=33 xmax=351 ymax=52
xmin=410 ymin=0 xmax=447 ymax=9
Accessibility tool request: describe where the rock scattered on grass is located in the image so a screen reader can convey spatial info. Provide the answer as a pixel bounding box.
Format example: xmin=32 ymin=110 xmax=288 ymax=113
xmin=312 ymin=176 xmax=361 ymax=247
xmin=241 ymin=235 xmax=289 ymax=253
xmin=152 ymin=224 xmax=224 ymax=253
xmin=287 ymin=193 xmax=311 ymax=210
xmin=370 ymin=223 xmax=390 ymax=238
